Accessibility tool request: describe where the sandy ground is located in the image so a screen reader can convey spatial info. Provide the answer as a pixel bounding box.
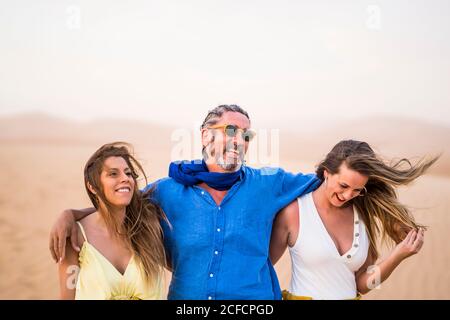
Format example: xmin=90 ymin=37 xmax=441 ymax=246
xmin=0 ymin=115 xmax=449 ymax=299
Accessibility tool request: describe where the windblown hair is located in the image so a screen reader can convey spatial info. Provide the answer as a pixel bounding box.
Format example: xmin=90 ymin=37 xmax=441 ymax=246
xmin=84 ymin=142 xmax=167 ymax=285
xmin=316 ymin=140 xmax=439 ymax=261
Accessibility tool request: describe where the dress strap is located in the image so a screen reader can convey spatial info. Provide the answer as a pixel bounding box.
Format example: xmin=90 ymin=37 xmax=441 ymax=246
xmin=76 ymin=221 xmax=89 ymax=243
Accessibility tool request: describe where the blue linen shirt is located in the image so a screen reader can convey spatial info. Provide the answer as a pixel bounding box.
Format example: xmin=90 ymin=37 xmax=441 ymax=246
xmin=148 ymin=166 xmax=320 ymax=300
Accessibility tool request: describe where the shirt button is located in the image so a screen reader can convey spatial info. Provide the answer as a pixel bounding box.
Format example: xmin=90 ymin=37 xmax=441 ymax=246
xmin=214 ymin=251 xmax=219 ymax=255
xmin=355 ymin=233 xmax=360 ymax=237
xmin=217 ymin=228 xmax=221 ymax=232
xmin=210 ymin=273 xmax=214 ymax=278
xmin=201 ymin=191 xmax=205 ymax=195
xmin=218 ymin=207 xmax=221 ymax=210
xmin=355 ymin=221 xmax=359 ymax=224
xmin=208 ymin=296 xmax=212 ymax=300
xmin=347 ymin=255 xmax=352 ymax=259
xmin=354 ymin=244 xmax=359 ymax=248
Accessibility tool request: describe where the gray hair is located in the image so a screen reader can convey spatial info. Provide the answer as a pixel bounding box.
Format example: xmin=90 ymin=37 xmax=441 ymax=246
xmin=200 ymin=105 xmax=251 ymax=129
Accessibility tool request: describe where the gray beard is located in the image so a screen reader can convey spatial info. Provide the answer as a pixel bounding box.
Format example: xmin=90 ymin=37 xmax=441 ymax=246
xmin=203 ymin=138 xmax=245 ymax=172
xmin=216 ymin=149 xmax=244 ymax=172
xmin=217 ymin=162 xmax=241 ymax=172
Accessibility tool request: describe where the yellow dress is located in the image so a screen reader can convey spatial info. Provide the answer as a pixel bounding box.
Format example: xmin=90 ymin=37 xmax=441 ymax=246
xmin=74 ymin=222 xmax=163 ymax=300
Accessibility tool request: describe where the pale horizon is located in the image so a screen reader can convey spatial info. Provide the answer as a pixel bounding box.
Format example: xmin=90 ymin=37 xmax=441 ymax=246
xmin=1 ymin=0 xmax=450 ymax=129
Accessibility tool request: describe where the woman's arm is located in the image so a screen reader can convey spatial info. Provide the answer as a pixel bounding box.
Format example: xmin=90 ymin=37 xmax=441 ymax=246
xmin=270 ymin=200 xmax=299 ymax=265
xmin=356 ymin=228 xmax=425 ymax=295
xmin=58 ymin=225 xmax=83 ymax=300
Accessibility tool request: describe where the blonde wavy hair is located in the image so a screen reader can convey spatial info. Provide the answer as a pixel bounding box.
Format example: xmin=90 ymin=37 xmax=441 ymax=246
xmin=316 ymin=140 xmax=439 ymax=260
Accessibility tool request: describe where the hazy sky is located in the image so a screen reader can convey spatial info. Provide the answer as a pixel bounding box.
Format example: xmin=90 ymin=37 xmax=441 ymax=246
xmin=1 ymin=0 xmax=449 ymax=129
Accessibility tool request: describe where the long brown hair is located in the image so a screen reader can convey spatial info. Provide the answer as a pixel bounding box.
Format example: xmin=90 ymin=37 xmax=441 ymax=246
xmin=316 ymin=140 xmax=439 ymax=261
xmin=84 ymin=142 xmax=167 ymax=285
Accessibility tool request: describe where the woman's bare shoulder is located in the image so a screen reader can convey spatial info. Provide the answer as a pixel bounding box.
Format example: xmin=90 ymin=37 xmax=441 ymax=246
xmin=76 ymin=213 xmax=97 ymax=247
xmin=276 ymin=198 xmax=300 ymax=230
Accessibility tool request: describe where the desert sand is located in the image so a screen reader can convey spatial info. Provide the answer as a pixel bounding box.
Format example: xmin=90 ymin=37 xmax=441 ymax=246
xmin=0 ymin=113 xmax=449 ymax=299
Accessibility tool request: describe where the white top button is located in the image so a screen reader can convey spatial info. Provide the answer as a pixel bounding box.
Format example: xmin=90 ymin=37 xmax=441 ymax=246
xmin=201 ymin=191 xmax=205 ymax=195
xmin=217 ymin=228 xmax=221 ymax=232
xmin=218 ymin=207 xmax=221 ymax=210
xmin=210 ymin=273 xmax=214 ymax=278
xmin=214 ymin=251 xmax=218 ymax=255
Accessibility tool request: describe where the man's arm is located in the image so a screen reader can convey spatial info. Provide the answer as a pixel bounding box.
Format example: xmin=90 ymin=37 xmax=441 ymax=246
xmin=49 ymin=208 xmax=95 ymax=263
xmin=279 ymin=170 xmax=320 ymax=196
xmin=270 ymin=168 xmax=320 ymax=214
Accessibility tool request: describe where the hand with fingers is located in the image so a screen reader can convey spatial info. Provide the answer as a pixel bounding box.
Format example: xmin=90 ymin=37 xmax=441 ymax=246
xmin=392 ymin=228 xmax=425 ymax=261
xmin=393 ymin=222 xmax=411 ymax=240
xmin=49 ymin=209 xmax=80 ymax=263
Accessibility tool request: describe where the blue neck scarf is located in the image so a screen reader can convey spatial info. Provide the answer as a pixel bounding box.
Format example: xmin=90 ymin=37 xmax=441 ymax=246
xmin=168 ymin=159 xmax=243 ymax=191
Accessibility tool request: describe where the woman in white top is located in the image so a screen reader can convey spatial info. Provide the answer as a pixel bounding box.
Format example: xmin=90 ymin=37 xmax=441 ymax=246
xmin=270 ymin=140 xmax=438 ymax=300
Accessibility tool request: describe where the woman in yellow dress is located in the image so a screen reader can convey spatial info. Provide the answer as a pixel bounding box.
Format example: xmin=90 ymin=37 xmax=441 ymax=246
xmin=58 ymin=142 xmax=167 ymax=299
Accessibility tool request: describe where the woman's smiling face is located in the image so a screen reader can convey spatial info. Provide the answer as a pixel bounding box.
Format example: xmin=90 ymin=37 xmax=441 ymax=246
xmin=98 ymin=156 xmax=135 ymax=209
xmin=324 ymin=162 xmax=369 ymax=207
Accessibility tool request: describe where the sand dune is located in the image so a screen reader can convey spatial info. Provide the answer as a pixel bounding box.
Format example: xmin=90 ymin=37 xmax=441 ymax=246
xmin=0 ymin=113 xmax=449 ymax=299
